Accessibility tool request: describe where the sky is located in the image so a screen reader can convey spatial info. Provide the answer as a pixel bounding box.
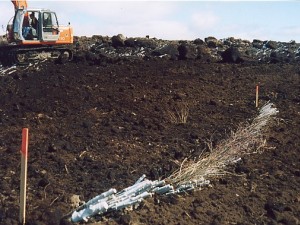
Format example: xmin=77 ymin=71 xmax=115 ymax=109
xmin=1 ymin=0 xmax=300 ymax=42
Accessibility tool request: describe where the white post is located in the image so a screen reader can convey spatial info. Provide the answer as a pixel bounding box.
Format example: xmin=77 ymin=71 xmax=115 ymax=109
xmin=19 ymin=128 xmax=29 ymax=225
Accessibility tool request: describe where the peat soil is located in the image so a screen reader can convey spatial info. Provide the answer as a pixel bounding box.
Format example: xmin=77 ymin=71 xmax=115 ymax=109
xmin=0 ymin=59 xmax=299 ymax=225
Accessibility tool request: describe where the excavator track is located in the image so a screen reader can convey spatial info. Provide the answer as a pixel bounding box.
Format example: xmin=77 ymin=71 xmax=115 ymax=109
xmin=0 ymin=45 xmax=73 ymax=67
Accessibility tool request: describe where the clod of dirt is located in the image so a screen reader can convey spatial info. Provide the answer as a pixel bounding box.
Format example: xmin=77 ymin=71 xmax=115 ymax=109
xmin=69 ymin=195 xmax=82 ymax=208
xmin=38 ymin=178 xmax=50 ymax=187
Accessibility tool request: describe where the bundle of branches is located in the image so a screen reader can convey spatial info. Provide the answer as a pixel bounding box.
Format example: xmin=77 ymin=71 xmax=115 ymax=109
xmin=167 ymin=102 xmax=278 ymax=189
xmin=69 ymin=103 xmax=278 ymax=223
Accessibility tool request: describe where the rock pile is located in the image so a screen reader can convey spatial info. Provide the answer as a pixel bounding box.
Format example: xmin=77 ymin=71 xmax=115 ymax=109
xmin=73 ymin=34 xmax=300 ymax=64
xmin=0 ymin=35 xmax=8 ymax=45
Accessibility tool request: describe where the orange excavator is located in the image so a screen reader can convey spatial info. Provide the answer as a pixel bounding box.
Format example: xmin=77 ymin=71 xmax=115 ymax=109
xmin=0 ymin=0 xmax=73 ymax=66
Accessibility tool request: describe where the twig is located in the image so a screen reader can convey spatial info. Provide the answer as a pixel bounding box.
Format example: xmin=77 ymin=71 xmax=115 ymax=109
xmin=50 ymin=196 xmax=59 ymax=206
xmin=65 ymin=165 xmax=69 ymax=174
xmin=79 ymin=151 xmax=87 ymax=158
xmin=43 ymin=183 xmax=50 ymax=200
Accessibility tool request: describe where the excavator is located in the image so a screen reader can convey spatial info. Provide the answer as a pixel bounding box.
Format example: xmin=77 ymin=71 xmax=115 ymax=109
xmin=0 ymin=0 xmax=73 ymax=66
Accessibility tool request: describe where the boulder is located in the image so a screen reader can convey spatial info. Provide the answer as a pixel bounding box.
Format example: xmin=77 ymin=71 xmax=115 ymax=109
xmin=289 ymin=40 xmax=296 ymax=45
xmin=269 ymin=51 xmax=294 ymax=63
xmin=193 ymin=38 xmax=204 ymax=45
xmin=111 ymin=34 xmax=126 ymax=48
xmin=240 ymin=39 xmax=251 ymax=47
xmin=152 ymin=44 xmax=179 ymax=60
xmin=296 ymin=48 xmax=300 ymax=57
xmin=252 ymin=39 xmax=264 ymax=49
xmin=223 ymin=39 xmax=232 ymax=46
xmin=124 ymin=37 xmax=158 ymax=49
xmin=124 ymin=38 xmax=136 ymax=47
xmin=205 ymin=36 xmax=219 ymax=48
xmin=178 ymin=43 xmax=197 ymax=60
xmin=221 ymin=47 xmax=244 ymax=63
xmin=0 ymin=35 xmax=8 ymax=46
xmin=196 ymin=46 xmax=215 ymax=62
xmin=265 ymin=40 xmax=278 ymax=49
xmin=136 ymin=39 xmax=157 ymax=49
xmin=124 ymin=38 xmax=158 ymax=49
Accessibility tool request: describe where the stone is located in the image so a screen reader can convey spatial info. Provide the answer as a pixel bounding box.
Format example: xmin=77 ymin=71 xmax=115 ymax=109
xmin=124 ymin=38 xmax=136 ymax=47
xmin=265 ymin=40 xmax=278 ymax=49
xmin=152 ymin=44 xmax=179 ymax=60
xmin=70 ymin=195 xmax=82 ymax=208
xmin=111 ymin=34 xmax=126 ymax=47
xmin=205 ymin=36 xmax=219 ymax=48
xmin=252 ymin=39 xmax=264 ymax=49
xmin=221 ymin=47 xmax=244 ymax=63
xmin=193 ymin=38 xmax=204 ymax=45
xmin=178 ymin=43 xmax=197 ymax=60
xmin=135 ymin=38 xmax=157 ymax=49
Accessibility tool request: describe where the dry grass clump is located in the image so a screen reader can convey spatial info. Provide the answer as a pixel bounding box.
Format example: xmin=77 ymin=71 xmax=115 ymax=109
xmin=167 ymin=102 xmax=278 ymax=187
xmin=166 ymin=102 xmax=189 ymax=124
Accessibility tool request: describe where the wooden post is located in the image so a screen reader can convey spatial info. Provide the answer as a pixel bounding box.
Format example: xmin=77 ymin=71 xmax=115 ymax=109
xmin=256 ymin=84 xmax=259 ymax=108
xmin=20 ymin=128 xmax=29 ymax=225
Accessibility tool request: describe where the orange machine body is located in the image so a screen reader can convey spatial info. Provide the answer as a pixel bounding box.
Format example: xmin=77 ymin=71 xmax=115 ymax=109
xmin=0 ymin=0 xmax=73 ymax=66
xmin=7 ymin=1 xmax=73 ymax=46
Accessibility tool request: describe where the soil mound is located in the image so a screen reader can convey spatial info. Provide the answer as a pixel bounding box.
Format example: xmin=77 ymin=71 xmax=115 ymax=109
xmin=73 ymin=35 xmax=300 ymax=64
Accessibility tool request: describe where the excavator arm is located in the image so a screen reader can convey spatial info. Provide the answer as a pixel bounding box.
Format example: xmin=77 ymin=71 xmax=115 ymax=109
xmin=11 ymin=0 xmax=28 ymax=10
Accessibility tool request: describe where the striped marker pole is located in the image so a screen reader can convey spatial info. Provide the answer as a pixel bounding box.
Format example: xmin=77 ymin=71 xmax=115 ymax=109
xmin=20 ymin=128 xmax=29 ymax=225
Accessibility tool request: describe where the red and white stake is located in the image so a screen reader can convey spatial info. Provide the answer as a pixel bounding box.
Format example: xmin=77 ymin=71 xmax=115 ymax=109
xmin=20 ymin=128 xmax=29 ymax=225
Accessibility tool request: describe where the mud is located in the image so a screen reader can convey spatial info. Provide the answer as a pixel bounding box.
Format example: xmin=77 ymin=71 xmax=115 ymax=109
xmin=0 ymin=58 xmax=299 ymax=225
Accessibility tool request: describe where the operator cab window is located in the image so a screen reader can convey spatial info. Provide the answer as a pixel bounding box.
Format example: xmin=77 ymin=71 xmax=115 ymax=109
xmin=22 ymin=10 xmax=39 ymax=40
xmin=43 ymin=12 xmax=58 ymax=34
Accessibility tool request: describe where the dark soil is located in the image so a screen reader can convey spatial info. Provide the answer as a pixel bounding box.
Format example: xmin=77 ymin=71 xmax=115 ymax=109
xmin=0 ymin=59 xmax=299 ymax=225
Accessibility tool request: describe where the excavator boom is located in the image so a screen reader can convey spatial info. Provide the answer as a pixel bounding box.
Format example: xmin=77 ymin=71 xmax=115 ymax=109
xmin=11 ymin=0 xmax=28 ymax=10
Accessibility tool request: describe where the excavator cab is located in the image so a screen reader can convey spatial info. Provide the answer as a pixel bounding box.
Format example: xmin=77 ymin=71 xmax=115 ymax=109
xmin=11 ymin=8 xmax=71 ymax=44
xmin=41 ymin=11 xmax=60 ymax=41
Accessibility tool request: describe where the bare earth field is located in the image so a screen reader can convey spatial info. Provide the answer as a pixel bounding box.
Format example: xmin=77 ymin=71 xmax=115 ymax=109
xmin=0 ymin=58 xmax=299 ymax=225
